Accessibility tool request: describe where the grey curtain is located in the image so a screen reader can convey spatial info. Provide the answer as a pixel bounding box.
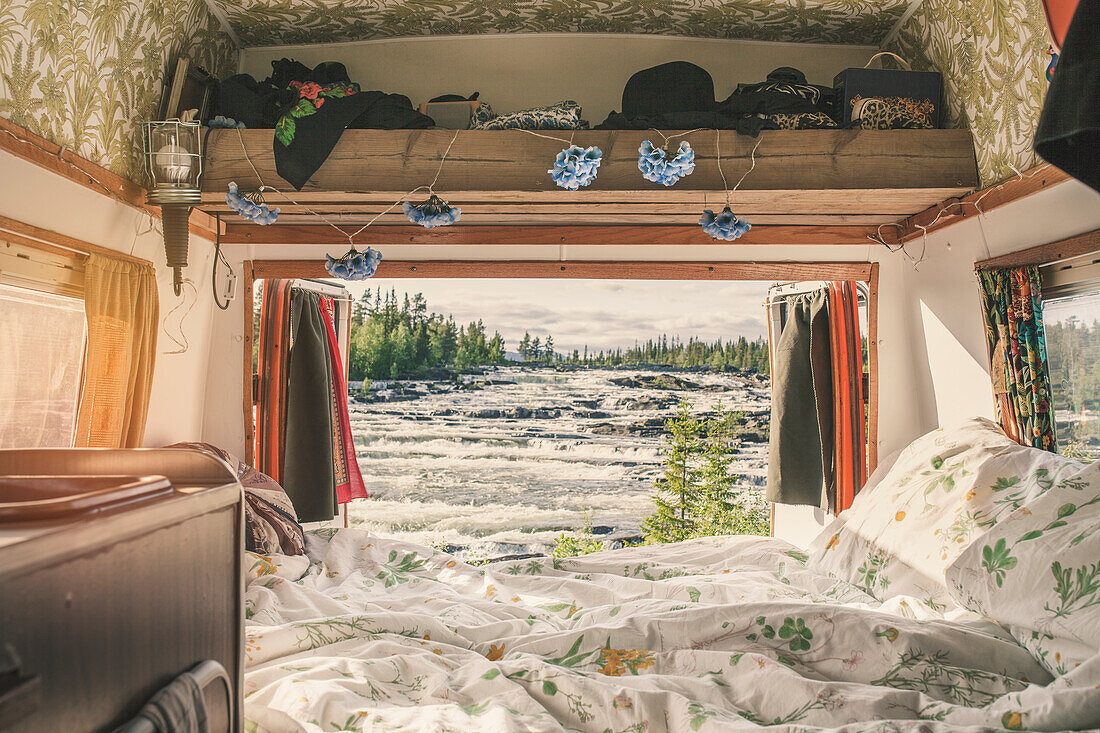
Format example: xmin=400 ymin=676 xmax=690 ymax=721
xmin=281 ymin=289 xmax=337 ymax=523
xmin=766 ymin=290 xmax=833 ymax=508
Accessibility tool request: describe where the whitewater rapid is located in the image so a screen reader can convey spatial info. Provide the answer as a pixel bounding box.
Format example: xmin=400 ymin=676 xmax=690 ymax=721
xmin=345 ymin=365 xmax=770 ymax=560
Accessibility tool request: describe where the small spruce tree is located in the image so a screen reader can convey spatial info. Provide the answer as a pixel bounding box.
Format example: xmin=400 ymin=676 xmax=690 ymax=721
xmin=642 ymin=402 xmax=704 ymax=543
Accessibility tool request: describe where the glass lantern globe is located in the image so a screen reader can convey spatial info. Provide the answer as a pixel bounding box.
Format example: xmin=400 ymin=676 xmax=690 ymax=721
xmin=141 ymin=120 xmax=202 ymax=205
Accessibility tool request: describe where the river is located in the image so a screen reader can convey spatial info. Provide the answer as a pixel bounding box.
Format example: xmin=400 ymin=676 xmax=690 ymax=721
xmin=345 ymin=365 xmax=770 ymax=560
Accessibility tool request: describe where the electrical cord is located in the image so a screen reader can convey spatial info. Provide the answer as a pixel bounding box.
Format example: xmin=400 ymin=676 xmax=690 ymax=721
xmin=212 ymin=212 xmax=233 ymax=311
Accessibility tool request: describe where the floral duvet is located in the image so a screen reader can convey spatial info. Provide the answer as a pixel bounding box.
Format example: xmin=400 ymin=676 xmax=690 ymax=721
xmin=242 ymin=530 xmax=1100 ymax=732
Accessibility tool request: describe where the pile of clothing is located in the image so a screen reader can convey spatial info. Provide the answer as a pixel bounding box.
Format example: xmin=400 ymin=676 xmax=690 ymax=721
xmin=216 ymin=60 xmax=434 ymax=189
xmin=597 ymin=61 xmax=836 ymax=135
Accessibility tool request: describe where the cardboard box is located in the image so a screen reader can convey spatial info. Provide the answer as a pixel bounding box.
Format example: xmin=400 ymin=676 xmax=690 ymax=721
xmin=418 ymin=100 xmax=481 ymax=129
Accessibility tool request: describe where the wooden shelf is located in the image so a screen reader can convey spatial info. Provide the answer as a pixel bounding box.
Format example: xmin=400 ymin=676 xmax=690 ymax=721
xmin=200 ymin=128 xmax=979 ymax=227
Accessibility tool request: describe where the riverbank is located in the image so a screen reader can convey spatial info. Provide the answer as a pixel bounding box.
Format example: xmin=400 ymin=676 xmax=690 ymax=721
xmin=345 ymin=365 xmax=770 ymax=561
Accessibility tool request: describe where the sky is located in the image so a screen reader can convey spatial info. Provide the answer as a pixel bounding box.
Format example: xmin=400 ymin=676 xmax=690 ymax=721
xmin=1044 ymin=291 xmax=1100 ymax=326
xmin=341 ymin=279 xmax=771 ymax=354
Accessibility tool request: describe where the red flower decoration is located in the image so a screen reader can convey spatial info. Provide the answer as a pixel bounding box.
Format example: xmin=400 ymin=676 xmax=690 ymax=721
xmin=298 ymin=82 xmax=322 ymax=100
xmin=314 ymin=97 xmax=325 ymax=109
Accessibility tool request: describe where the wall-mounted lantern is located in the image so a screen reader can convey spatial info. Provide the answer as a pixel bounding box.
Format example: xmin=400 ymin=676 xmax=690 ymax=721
xmin=141 ymin=119 xmax=202 ymax=295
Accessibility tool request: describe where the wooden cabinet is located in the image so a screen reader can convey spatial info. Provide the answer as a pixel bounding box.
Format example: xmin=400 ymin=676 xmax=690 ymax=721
xmin=0 ymin=449 xmax=243 ymax=732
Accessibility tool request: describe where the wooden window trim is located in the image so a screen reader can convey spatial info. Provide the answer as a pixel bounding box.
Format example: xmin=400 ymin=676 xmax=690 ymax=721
xmin=974 ymin=228 xmax=1100 ymax=272
xmin=243 ymin=258 xmax=880 ymax=475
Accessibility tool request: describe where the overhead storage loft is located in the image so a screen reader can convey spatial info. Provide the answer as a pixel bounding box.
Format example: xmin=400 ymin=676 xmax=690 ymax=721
xmin=200 ymin=128 xmax=979 ymax=236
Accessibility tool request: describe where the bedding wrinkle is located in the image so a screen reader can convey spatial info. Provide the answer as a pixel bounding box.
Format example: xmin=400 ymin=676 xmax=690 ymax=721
xmin=240 ymin=528 xmax=1095 ymax=732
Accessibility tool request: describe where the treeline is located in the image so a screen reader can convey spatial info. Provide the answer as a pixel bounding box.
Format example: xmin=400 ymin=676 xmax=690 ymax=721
xmin=519 ymin=332 xmax=770 ymax=374
xmin=344 ymin=289 xmax=771 ymax=380
xmin=348 ymin=289 xmax=505 ymax=380
xmin=1046 ymin=317 xmax=1100 ymax=414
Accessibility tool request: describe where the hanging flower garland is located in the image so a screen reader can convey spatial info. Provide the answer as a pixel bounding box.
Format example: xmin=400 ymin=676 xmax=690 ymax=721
xmin=324 ymin=246 xmax=382 ymax=281
xmin=403 ymin=193 xmax=462 ymax=228
xmin=700 ymin=131 xmax=762 ymax=242
xmin=700 ymin=207 xmax=751 ymax=241
xmin=226 ymin=182 xmax=279 ymax=225
xmin=638 ymin=139 xmax=695 ymax=186
xmin=549 ymin=144 xmax=603 ymax=190
xmin=228 ymin=128 xmax=472 ymax=281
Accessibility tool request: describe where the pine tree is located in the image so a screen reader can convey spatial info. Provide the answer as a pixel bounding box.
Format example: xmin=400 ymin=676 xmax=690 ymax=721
xmin=642 ymin=402 xmax=704 ymax=543
xmin=544 ymin=334 xmax=554 ymax=363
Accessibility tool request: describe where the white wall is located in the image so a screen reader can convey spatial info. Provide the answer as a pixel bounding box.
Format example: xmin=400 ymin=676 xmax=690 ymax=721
xmin=241 ymin=34 xmax=878 ymax=124
xmin=897 ymin=178 xmax=1100 ymax=437
xmin=0 ymin=149 xmax=222 ymax=448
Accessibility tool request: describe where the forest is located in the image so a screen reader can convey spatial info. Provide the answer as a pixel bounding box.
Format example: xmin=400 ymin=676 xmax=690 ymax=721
xmin=1044 ymin=316 xmax=1100 ymax=452
xmin=344 ymin=288 xmax=771 ymax=380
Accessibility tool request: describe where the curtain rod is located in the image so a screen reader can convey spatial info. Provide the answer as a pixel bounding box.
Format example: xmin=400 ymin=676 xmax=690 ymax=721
xmin=0 ymin=214 xmax=153 ymax=268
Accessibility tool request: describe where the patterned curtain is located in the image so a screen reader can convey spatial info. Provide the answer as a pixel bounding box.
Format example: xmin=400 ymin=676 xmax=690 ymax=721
xmin=977 ymin=266 xmax=1057 ymax=452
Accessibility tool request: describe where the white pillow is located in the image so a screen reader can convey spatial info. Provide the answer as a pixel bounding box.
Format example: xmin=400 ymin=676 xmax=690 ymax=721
xmin=807 ymin=417 xmax=1079 ymax=608
xmin=946 ymin=461 xmax=1099 ymax=676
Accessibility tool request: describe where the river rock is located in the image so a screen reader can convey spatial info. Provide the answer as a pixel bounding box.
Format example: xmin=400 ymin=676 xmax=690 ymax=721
xmin=608 ymin=374 xmax=702 ymax=391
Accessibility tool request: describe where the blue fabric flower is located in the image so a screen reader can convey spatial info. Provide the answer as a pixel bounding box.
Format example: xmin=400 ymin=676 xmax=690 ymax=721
xmin=226 ymin=182 xmax=279 ymax=225
xmin=700 ymin=206 xmax=752 ymax=241
xmin=209 ymin=115 xmax=245 ymax=129
xmin=403 ymin=194 xmax=462 ymax=228
xmin=324 ymin=247 xmax=382 ymax=281
xmin=638 ymin=140 xmax=695 ymax=186
xmin=549 ymin=145 xmax=602 ymax=190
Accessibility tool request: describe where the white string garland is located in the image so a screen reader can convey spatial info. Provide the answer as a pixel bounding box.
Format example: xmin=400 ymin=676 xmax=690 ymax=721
xmin=715 ymin=129 xmax=763 ymax=206
xmin=868 ymin=162 xmax=1054 ymax=268
xmin=234 ymin=127 xmax=462 ymax=245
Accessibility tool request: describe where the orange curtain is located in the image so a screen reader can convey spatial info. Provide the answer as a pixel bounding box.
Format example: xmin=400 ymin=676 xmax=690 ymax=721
xmin=75 ymin=254 xmax=158 ymax=448
xmin=826 ymin=282 xmax=867 ymax=512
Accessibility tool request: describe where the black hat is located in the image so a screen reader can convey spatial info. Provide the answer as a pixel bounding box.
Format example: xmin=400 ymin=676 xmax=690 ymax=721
xmin=621 ymin=61 xmax=716 ymax=118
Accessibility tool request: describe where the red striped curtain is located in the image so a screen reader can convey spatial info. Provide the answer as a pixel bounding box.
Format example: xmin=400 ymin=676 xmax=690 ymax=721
xmin=826 ymin=282 xmax=867 ymax=512
xmin=319 ymin=296 xmax=368 ymax=503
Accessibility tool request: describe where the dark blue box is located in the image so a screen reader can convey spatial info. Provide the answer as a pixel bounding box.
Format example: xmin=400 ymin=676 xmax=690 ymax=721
xmin=833 ymin=67 xmax=943 ymax=127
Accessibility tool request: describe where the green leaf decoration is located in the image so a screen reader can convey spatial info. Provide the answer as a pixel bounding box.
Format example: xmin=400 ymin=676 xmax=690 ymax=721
xmin=481 ymin=668 xmax=500 ymax=680
xmin=542 ymin=680 xmax=558 ymax=695
xmin=293 ymin=97 xmax=319 ymax=117
xmin=274 ymin=115 xmax=295 ymax=147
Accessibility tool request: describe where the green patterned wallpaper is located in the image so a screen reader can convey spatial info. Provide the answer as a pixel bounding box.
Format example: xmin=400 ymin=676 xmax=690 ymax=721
xmin=0 ymin=0 xmax=238 ymax=183
xmin=890 ymin=0 xmax=1052 ymax=186
xmin=210 ymin=0 xmax=909 ymax=48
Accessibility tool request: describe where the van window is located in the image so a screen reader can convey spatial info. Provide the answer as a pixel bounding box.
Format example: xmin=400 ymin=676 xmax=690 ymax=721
xmin=0 ymin=284 xmax=86 ymax=448
xmin=1041 ymin=262 xmax=1100 ymax=460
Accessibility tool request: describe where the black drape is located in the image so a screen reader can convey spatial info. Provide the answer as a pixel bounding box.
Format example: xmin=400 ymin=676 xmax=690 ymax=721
xmin=281 ymin=290 xmax=336 ymax=522
xmin=1035 ymin=0 xmax=1100 ymax=192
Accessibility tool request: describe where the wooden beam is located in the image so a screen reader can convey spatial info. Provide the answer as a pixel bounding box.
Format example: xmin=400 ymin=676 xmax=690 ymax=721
xmin=235 ymin=212 xmax=896 ymax=226
xmin=201 ymin=187 xmax=964 ymax=210
xmin=974 ymin=228 xmax=1100 ymax=271
xmin=251 ymin=259 xmax=875 ymax=282
xmin=888 ymin=163 xmax=1073 ymax=244
xmin=0 ymin=116 xmax=221 ymax=242
xmin=224 ymin=224 xmax=879 ymax=247
xmin=206 ymin=129 xmax=979 ymax=195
